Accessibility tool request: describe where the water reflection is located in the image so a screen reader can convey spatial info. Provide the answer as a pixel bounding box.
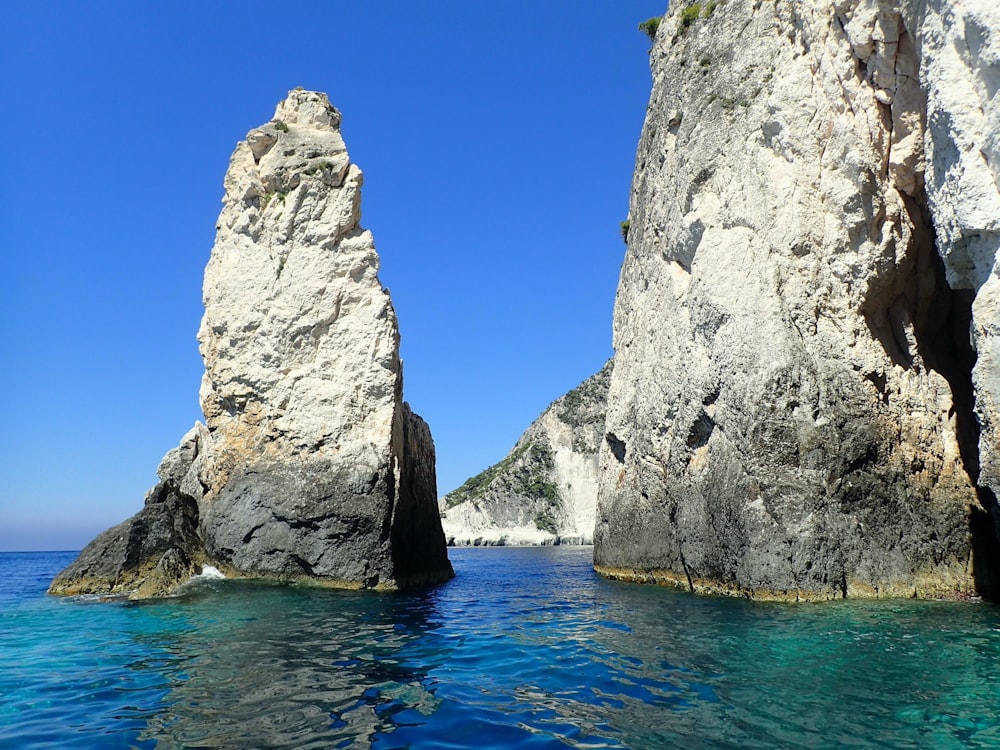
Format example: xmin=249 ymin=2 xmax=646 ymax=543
xmin=130 ymin=580 xmax=445 ymax=748
xmin=5 ymin=549 xmax=1000 ymax=749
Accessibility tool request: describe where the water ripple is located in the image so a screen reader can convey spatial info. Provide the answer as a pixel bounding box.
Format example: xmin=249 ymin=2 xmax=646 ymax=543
xmin=3 ymin=549 xmax=1000 ymax=748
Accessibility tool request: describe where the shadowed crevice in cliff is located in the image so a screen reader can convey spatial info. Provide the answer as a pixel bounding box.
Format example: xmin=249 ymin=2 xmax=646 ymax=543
xmin=909 ymin=206 xmax=1000 ymax=600
xmin=918 ymin=269 xmax=1000 ymax=599
xmin=390 ymin=405 xmax=454 ymax=587
xmin=864 ymin=193 xmax=1000 ymax=599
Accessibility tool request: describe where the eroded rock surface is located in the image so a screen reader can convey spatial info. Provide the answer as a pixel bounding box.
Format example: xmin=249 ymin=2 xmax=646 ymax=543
xmin=441 ymin=362 xmax=611 ymax=546
xmin=595 ymin=1 xmax=1000 ymax=600
xmin=51 ymin=90 xmax=453 ymax=598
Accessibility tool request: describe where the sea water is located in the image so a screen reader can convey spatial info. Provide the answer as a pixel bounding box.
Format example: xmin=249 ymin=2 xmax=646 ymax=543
xmin=2 ymin=547 xmax=1000 ymax=749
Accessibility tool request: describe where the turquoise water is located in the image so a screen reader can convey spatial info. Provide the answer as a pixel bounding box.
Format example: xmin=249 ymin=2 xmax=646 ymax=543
xmin=2 ymin=548 xmax=1000 ymax=749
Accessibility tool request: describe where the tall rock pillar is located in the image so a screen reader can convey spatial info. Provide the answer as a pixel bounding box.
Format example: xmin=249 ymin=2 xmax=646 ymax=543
xmin=51 ymin=90 xmax=453 ymax=597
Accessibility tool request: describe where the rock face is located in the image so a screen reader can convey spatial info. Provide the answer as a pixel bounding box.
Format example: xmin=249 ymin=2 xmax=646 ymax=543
xmin=596 ymin=1 xmax=1000 ymax=600
xmin=51 ymin=90 xmax=453 ymax=598
xmin=441 ymin=362 xmax=611 ymax=546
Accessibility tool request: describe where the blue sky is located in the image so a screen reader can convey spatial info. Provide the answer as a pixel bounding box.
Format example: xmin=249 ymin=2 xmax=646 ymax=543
xmin=0 ymin=1 xmax=664 ymax=551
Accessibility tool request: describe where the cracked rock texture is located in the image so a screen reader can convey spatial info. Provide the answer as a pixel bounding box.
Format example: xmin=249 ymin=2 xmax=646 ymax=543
xmin=440 ymin=362 xmax=611 ymax=546
xmin=595 ymin=0 xmax=1000 ymax=600
xmin=51 ymin=91 xmax=453 ymax=598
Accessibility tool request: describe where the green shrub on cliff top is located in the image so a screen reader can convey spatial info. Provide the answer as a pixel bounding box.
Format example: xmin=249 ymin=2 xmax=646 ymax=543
xmin=638 ymin=17 xmax=661 ymax=40
xmin=444 ymin=442 xmax=531 ymax=506
xmin=444 ymin=440 xmax=560 ymax=510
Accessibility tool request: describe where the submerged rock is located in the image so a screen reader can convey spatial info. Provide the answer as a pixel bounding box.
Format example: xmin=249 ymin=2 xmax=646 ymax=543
xmin=440 ymin=362 xmax=611 ymax=546
xmin=51 ymin=90 xmax=453 ymax=598
xmin=595 ymin=1 xmax=1000 ymax=600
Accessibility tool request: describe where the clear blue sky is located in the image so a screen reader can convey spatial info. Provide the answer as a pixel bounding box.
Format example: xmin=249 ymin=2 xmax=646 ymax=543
xmin=0 ymin=1 xmax=664 ymax=551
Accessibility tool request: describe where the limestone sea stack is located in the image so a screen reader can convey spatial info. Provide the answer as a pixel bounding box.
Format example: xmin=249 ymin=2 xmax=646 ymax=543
xmin=51 ymin=90 xmax=453 ymax=598
xmin=440 ymin=361 xmax=611 ymax=546
xmin=596 ymin=1 xmax=1000 ymax=600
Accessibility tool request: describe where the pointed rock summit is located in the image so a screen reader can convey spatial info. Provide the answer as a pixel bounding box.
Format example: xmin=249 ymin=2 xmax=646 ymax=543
xmin=51 ymin=90 xmax=453 ymax=597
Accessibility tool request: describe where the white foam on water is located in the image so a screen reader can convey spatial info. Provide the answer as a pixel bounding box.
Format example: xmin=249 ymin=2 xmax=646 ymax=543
xmin=196 ymin=565 xmax=226 ymax=580
xmin=175 ymin=564 xmax=227 ymax=593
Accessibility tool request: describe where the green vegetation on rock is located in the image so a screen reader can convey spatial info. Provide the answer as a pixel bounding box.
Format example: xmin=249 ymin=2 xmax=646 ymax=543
xmin=638 ymin=17 xmax=661 ymax=40
xmin=511 ymin=442 xmax=557 ymax=500
xmin=305 ymin=161 xmax=338 ymax=176
xmin=444 ymin=442 xmax=531 ymax=507
xmin=555 ymin=360 xmax=612 ymax=435
xmin=680 ymin=4 xmax=703 ymax=28
xmin=534 ymin=508 xmax=558 ymax=534
xmin=676 ymin=1 xmax=718 ymax=37
xmin=260 ymin=190 xmax=287 ymax=210
xmin=443 ymin=440 xmax=559 ymax=510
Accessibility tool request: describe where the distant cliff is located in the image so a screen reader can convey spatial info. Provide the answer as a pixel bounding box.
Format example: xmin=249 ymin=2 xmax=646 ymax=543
xmin=51 ymin=90 xmax=453 ymax=598
xmin=441 ymin=362 xmax=611 ymax=545
xmin=596 ymin=1 xmax=1000 ymax=600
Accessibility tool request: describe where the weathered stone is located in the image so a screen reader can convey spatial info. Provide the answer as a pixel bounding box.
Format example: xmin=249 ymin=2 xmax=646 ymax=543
xmin=48 ymin=480 xmax=204 ymax=599
xmin=391 ymin=404 xmax=454 ymax=586
xmin=51 ymin=90 xmax=452 ymax=598
xmin=596 ymin=0 xmax=1000 ymax=600
xmin=157 ymin=423 xmax=209 ymax=501
xmin=441 ymin=362 xmax=611 ymax=546
xmin=919 ymin=1 xmax=1000 ymax=592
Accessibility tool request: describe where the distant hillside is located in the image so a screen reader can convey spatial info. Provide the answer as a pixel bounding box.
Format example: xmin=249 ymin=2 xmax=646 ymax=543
xmin=440 ymin=361 xmax=611 ymax=545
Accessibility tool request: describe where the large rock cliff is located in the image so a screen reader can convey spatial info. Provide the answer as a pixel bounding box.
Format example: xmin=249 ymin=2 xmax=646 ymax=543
xmin=596 ymin=1 xmax=1000 ymax=600
xmin=440 ymin=362 xmax=611 ymax=546
xmin=51 ymin=90 xmax=453 ymax=598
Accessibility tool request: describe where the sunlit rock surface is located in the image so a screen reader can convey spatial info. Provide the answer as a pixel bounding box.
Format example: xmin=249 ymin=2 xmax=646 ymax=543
xmin=595 ymin=0 xmax=1000 ymax=600
xmin=441 ymin=362 xmax=611 ymax=546
xmin=51 ymin=91 xmax=453 ymax=598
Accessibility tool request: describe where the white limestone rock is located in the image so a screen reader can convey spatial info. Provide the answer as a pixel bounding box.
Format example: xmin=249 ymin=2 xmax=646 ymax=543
xmin=440 ymin=362 xmax=610 ymax=546
xmin=595 ymin=0 xmax=1000 ymax=600
xmin=51 ymin=90 xmax=453 ymax=598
